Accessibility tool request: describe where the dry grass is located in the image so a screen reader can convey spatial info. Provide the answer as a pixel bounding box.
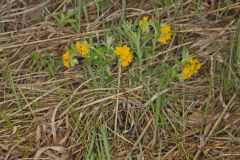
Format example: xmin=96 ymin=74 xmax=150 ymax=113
xmin=0 ymin=0 xmax=240 ymax=159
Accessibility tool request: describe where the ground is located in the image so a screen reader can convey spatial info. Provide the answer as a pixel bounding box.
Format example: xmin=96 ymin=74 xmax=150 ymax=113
xmin=0 ymin=0 xmax=240 ymax=159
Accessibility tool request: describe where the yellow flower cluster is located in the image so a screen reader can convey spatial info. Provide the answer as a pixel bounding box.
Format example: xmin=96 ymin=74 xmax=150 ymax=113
xmin=115 ymin=45 xmax=133 ymax=67
xmin=62 ymin=51 xmax=71 ymax=68
xmin=62 ymin=20 xmax=173 ymax=69
xmin=138 ymin=16 xmax=172 ymax=44
xmin=159 ymin=25 xmax=171 ymax=44
xmin=62 ymin=40 xmax=134 ymax=68
xmin=139 ymin=16 xmax=149 ymax=33
xmin=181 ymin=58 xmax=201 ymax=80
xmin=76 ymin=41 xmax=89 ymax=56
xmin=62 ymin=40 xmax=89 ymax=68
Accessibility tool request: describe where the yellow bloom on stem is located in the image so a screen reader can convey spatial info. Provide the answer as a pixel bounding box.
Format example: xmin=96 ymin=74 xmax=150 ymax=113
xmin=159 ymin=34 xmax=171 ymax=44
xmin=164 ymin=33 xmax=171 ymax=40
xmin=158 ymin=36 xmax=167 ymax=44
xmin=159 ymin=24 xmax=171 ymax=44
xmin=180 ymin=57 xmax=201 ymax=80
xmin=115 ymin=45 xmax=133 ymax=67
xmin=181 ymin=66 xmax=192 ymax=80
xmin=190 ymin=58 xmax=201 ymax=74
xmin=76 ymin=41 xmax=89 ymax=56
xmin=62 ymin=51 xmax=71 ymax=68
xmin=161 ymin=25 xmax=171 ymax=34
xmin=139 ymin=16 xmax=149 ymax=33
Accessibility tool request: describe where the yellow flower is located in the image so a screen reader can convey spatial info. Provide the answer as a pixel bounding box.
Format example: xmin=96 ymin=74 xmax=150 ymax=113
xmin=159 ymin=33 xmax=171 ymax=44
xmin=164 ymin=33 xmax=171 ymax=40
xmin=115 ymin=45 xmax=133 ymax=67
xmin=76 ymin=41 xmax=89 ymax=56
xmin=181 ymin=66 xmax=192 ymax=80
xmin=180 ymin=57 xmax=201 ymax=80
xmin=158 ymin=36 xmax=167 ymax=44
xmin=62 ymin=51 xmax=71 ymax=68
xmin=190 ymin=58 xmax=201 ymax=74
xmin=139 ymin=16 xmax=149 ymax=33
xmin=161 ymin=25 xmax=171 ymax=34
xmin=159 ymin=25 xmax=171 ymax=44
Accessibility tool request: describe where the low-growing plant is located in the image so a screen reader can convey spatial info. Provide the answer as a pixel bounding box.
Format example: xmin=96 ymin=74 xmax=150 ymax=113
xmin=60 ymin=16 xmax=201 ymax=83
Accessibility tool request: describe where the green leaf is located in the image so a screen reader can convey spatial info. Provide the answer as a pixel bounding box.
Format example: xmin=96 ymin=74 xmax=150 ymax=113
xmin=66 ymin=10 xmax=74 ymax=18
xmin=70 ymin=58 xmax=78 ymax=67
